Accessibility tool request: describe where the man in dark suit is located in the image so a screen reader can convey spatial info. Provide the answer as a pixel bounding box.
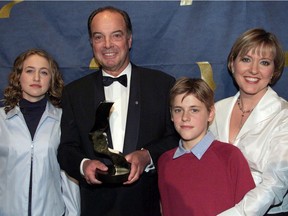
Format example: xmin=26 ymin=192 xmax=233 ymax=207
xmin=57 ymin=6 xmax=178 ymax=216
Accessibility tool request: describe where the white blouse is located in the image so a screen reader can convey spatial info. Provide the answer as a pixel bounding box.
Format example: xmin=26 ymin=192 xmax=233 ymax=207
xmin=210 ymin=87 xmax=288 ymax=215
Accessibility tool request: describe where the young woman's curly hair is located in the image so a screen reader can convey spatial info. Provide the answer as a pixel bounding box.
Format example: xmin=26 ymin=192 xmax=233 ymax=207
xmin=3 ymin=48 xmax=64 ymax=113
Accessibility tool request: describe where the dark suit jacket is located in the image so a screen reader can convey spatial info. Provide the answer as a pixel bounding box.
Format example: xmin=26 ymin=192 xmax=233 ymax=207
xmin=58 ymin=64 xmax=178 ymax=216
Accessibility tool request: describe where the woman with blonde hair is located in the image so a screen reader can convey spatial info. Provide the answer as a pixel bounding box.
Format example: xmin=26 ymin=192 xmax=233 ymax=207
xmin=210 ymin=28 xmax=288 ymax=216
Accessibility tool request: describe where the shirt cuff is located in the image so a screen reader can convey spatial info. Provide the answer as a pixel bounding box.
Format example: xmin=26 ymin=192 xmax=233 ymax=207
xmin=217 ymin=207 xmax=241 ymax=216
xmin=141 ymin=148 xmax=155 ymax=172
xmin=80 ymin=158 xmax=90 ymax=176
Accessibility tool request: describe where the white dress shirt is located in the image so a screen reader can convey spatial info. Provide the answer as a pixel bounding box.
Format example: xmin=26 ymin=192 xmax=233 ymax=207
xmin=80 ymin=64 xmax=131 ymax=175
xmin=103 ymin=63 xmax=131 ymax=153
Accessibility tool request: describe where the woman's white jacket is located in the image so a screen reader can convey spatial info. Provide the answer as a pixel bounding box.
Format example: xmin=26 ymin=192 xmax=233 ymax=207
xmin=0 ymin=102 xmax=79 ymax=216
xmin=210 ymin=87 xmax=288 ymax=215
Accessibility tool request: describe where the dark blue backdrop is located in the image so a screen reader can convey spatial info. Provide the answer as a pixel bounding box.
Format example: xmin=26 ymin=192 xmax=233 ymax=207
xmin=0 ymin=1 xmax=287 ymax=101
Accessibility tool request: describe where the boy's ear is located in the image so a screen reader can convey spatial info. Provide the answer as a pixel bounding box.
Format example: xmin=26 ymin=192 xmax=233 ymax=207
xmin=208 ymin=105 xmax=215 ymax=123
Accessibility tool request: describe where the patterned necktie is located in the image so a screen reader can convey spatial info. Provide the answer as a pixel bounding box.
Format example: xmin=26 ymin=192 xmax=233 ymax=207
xmin=102 ymin=74 xmax=127 ymax=87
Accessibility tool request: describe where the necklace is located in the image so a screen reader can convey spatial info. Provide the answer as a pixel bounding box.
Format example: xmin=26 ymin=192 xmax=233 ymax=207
xmin=237 ymin=97 xmax=254 ymax=116
xmin=237 ymin=97 xmax=254 ymax=127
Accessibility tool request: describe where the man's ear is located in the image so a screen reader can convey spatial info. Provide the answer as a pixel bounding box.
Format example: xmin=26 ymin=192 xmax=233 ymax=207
xmin=128 ymin=34 xmax=132 ymax=49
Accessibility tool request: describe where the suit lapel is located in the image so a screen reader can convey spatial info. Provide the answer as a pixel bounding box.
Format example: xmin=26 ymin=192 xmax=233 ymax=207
xmin=85 ymin=71 xmax=111 ymax=142
xmin=93 ymin=71 xmax=106 ymax=107
xmin=122 ymin=65 xmax=141 ymax=154
xmin=86 ymin=72 xmax=105 ymax=118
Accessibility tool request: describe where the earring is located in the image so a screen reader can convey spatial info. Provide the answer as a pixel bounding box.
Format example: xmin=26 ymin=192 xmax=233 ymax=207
xmin=269 ymin=75 xmax=273 ymax=84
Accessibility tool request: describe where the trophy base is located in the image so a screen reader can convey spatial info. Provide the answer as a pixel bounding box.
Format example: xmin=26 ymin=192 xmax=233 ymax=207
xmin=96 ymin=165 xmax=130 ymax=184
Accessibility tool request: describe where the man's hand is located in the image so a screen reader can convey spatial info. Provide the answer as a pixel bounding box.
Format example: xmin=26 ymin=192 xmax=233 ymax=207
xmin=124 ymin=149 xmax=151 ymax=184
xmin=83 ymin=159 xmax=108 ymax=184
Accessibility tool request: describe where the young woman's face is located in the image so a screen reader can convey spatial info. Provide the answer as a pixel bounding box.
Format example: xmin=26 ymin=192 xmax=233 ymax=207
xmin=231 ymin=47 xmax=275 ymax=98
xmin=20 ymin=54 xmax=52 ymax=102
xmin=171 ymin=93 xmax=214 ymax=149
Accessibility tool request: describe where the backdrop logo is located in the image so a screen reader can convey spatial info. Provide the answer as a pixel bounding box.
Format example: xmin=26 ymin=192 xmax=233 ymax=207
xmin=196 ymin=62 xmax=216 ymax=91
xmin=0 ymin=0 xmax=23 ymax=19
xmin=89 ymin=58 xmax=100 ymax=70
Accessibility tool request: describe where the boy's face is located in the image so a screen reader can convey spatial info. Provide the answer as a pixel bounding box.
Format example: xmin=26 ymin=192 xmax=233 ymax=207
xmin=171 ymin=93 xmax=214 ymax=149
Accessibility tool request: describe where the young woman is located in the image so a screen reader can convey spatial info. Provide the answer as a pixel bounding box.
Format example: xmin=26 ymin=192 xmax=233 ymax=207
xmin=0 ymin=49 xmax=79 ymax=216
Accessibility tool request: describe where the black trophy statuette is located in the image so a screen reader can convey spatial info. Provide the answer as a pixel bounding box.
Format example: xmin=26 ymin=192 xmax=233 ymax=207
xmin=89 ymin=101 xmax=131 ymax=184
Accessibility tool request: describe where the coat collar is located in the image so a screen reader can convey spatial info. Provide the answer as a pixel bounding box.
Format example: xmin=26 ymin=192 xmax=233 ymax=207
xmin=238 ymin=87 xmax=284 ymax=137
xmin=5 ymin=101 xmax=61 ymax=122
xmin=222 ymin=87 xmax=287 ymax=143
xmin=214 ymin=87 xmax=286 ymax=143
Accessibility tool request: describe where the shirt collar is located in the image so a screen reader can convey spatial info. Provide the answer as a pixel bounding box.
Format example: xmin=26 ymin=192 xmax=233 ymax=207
xmin=173 ymin=131 xmax=215 ymax=160
xmin=102 ymin=63 xmax=131 ymax=87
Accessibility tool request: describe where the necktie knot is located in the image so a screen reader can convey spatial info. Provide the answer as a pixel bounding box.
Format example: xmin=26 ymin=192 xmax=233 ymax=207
xmin=103 ymin=75 xmax=127 ymax=87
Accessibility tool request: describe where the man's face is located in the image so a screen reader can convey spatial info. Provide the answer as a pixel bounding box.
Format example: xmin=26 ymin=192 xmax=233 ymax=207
xmin=90 ymin=11 xmax=132 ymax=76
